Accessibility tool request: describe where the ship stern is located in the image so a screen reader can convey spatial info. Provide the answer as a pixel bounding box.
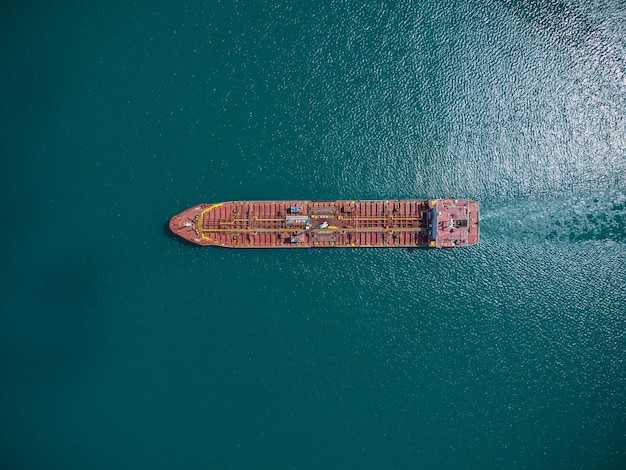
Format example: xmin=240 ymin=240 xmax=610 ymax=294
xmin=430 ymin=199 xmax=479 ymax=247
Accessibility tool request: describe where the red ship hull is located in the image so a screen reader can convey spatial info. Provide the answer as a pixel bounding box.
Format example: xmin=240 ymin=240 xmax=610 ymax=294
xmin=169 ymin=199 xmax=479 ymax=248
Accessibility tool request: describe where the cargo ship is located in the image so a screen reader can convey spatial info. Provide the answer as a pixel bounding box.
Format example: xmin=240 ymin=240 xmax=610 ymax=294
xmin=169 ymin=199 xmax=479 ymax=248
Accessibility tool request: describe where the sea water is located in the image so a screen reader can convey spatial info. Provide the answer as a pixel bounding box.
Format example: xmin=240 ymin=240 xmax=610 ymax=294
xmin=1 ymin=1 xmax=625 ymax=468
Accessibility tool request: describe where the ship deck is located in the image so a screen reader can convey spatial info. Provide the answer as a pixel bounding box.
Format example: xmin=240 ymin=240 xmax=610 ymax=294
xmin=170 ymin=199 xmax=479 ymax=248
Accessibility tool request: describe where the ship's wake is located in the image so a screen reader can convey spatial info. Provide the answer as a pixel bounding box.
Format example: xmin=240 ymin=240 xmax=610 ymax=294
xmin=480 ymin=190 xmax=626 ymax=244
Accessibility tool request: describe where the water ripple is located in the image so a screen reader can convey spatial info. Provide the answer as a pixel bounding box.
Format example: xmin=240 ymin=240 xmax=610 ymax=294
xmin=481 ymin=190 xmax=626 ymax=244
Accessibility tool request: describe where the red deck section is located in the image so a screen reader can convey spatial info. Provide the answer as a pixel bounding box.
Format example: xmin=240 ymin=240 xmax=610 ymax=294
xmin=169 ymin=199 xmax=479 ymax=248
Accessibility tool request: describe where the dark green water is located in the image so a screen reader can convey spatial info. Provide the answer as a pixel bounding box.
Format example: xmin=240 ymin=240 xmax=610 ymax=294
xmin=2 ymin=1 xmax=625 ymax=468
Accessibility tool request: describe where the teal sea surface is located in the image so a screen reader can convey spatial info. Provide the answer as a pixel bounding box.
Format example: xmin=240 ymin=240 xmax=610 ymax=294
xmin=1 ymin=1 xmax=625 ymax=468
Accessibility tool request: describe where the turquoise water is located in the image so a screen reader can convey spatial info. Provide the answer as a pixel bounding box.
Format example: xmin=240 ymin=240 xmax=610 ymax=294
xmin=1 ymin=1 xmax=625 ymax=468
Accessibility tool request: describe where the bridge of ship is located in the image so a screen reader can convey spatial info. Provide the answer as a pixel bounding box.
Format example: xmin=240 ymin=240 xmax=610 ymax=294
xmin=198 ymin=200 xmax=437 ymax=247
